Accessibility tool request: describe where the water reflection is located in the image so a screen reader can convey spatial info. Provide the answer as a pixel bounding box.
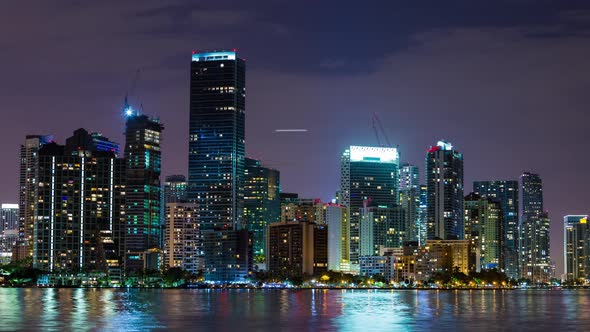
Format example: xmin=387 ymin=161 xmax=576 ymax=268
xmin=1 ymin=289 xmax=590 ymax=331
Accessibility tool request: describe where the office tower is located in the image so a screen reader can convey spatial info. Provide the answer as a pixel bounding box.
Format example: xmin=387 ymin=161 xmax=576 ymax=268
xmin=426 ymin=141 xmax=464 ymax=240
xmin=399 ymin=164 xmax=420 ymax=243
xmin=163 ymin=202 xmax=200 ymax=274
xmin=202 ymin=229 xmax=251 ymax=282
xmin=266 ymin=220 xmax=328 ymax=276
xmin=188 ymin=50 xmax=246 ymax=231
xmin=464 ymin=193 xmax=503 ymax=271
xmin=473 ymin=180 xmax=519 ymax=278
xmin=17 ymin=135 xmax=53 ymax=260
xmin=564 ymin=215 xmax=590 ymax=282
xmin=520 ymin=172 xmax=551 ymax=282
xmin=243 ymin=158 xmax=280 ymax=262
xmin=359 ymin=206 xmax=405 ymax=256
xmin=32 ymin=129 xmax=126 ymax=272
xmin=418 ymin=185 xmax=428 ymax=245
xmin=164 ymin=175 xmax=188 ymax=203
xmin=340 ymin=146 xmax=399 ymax=272
xmin=124 ymin=111 xmax=164 ymax=272
xmin=326 ymin=203 xmax=350 ymax=272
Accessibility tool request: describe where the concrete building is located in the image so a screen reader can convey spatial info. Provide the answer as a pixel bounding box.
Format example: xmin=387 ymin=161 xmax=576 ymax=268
xmin=163 ymin=202 xmax=200 ymax=274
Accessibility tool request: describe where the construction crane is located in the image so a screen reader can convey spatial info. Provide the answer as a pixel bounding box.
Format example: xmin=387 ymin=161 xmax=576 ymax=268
xmin=371 ymin=112 xmax=393 ymax=148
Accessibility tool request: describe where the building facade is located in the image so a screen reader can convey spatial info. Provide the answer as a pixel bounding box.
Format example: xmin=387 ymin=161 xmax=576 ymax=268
xmin=426 ymin=141 xmax=464 ymax=240
xmin=326 ymin=204 xmax=350 ymax=272
xmin=359 ymin=206 xmax=405 ymax=256
xmin=340 ymin=146 xmax=399 ymax=272
xmin=163 ymin=175 xmax=188 ymax=204
xmin=32 ymin=129 xmax=126 ymax=273
xmin=163 ymin=202 xmax=200 ymax=274
xmin=473 ymin=180 xmax=519 ymax=278
xmin=124 ymin=112 xmax=164 ymax=272
xmin=243 ymin=158 xmax=280 ymax=262
xmin=399 ymin=164 xmax=420 ymax=243
xmin=564 ymin=215 xmax=590 ymax=283
xmin=188 ymin=50 xmax=246 ymax=231
xmin=202 ymin=229 xmax=252 ymax=282
xmin=464 ymin=193 xmax=503 ymax=271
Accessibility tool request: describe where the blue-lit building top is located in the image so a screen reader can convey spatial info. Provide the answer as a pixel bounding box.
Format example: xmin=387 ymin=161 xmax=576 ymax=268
xmin=188 ymin=50 xmax=246 ymax=232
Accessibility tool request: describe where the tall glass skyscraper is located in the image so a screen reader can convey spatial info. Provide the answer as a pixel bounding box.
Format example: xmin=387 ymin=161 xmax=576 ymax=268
xmin=520 ymin=172 xmax=551 ymax=282
xmin=473 ymin=180 xmax=519 ymax=278
xmin=340 ymin=146 xmax=399 ymax=272
xmin=564 ymin=215 xmax=589 ymax=282
xmin=188 ymin=50 xmax=246 ymax=231
xmin=124 ymin=111 xmax=164 ymax=272
xmin=399 ymin=164 xmax=420 ymax=243
xmin=426 ymin=141 xmax=464 ymax=240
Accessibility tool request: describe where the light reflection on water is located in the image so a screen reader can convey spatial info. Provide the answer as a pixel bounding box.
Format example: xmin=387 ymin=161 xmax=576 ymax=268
xmin=0 ymin=288 xmax=589 ymax=331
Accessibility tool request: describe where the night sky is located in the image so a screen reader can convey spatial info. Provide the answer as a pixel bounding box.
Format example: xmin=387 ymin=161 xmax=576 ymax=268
xmin=2 ymin=0 xmax=590 ymax=275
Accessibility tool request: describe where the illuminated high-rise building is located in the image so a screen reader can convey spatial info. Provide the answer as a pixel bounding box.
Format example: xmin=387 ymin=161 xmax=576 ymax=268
xmin=399 ymin=164 xmax=420 ymax=243
xmin=464 ymin=193 xmax=503 ymax=271
xmin=359 ymin=205 xmax=405 ymax=256
xmin=32 ymin=129 xmax=126 ymax=273
xmin=418 ymin=185 xmax=428 ymax=245
xmin=340 ymin=146 xmax=399 ymax=272
xmin=520 ymin=172 xmax=551 ymax=282
xmin=124 ymin=110 xmax=164 ymax=272
xmin=17 ymin=134 xmax=53 ymax=260
xmin=0 ymin=204 xmax=19 ymax=263
xmin=473 ymin=180 xmax=519 ymax=278
xmin=243 ymin=158 xmax=280 ymax=262
xmin=564 ymin=215 xmax=590 ymax=283
xmin=426 ymin=141 xmax=464 ymax=240
xmin=326 ymin=203 xmax=350 ymax=272
xmin=188 ymin=50 xmax=246 ymax=232
xmin=163 ymin=202 xmax=200 ymax=274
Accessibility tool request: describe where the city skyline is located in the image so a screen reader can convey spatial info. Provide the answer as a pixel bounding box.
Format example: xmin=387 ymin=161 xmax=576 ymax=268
xmin=2 ymin=1 xmax=590 ymax=276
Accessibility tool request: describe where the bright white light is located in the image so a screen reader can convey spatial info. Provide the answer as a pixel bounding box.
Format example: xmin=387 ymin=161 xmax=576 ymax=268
xmin=125 ymin=108 xmax=134 ymax=116
xmin=1 ymin=204 xmax=18 ymax=209
xmin=437 ymin=141 xmax=453 ymax=150
xmin=349 ymin=146 xmax=399 ymax=163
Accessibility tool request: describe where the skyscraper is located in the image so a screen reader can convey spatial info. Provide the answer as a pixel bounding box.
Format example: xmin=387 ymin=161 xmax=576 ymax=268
xmin=564 ymin=215 xmax=589 ymax=283
xmin=399 ymin=164 xmax=420 ymax=243
xmin=326 ymin=203 xmax=350 ymax=272
xmin=243 ymin=158 xmax=280 ymax=262
xmin=340 ymin=146 xmax=399 ymax=272
xmin=32 ymin=129 xmax=126 ymax=273
xmin=520 ymin=172 xmax=551 ymax=282
xmin=473 ymin=180 xmax=519 ymax=278
xmin=359 ymin=205 xmax=405 ymax=256
xmin=17 ymin=135 xmax=53 ymax=260
xmin=124 ymin=111 xmax=164 ymax=272
xmin=418 ymin=185 xmax=428 ymax=245
xmin=426 ymin=141 xmax=464 ymax=240
xmin=188 ymin=50 xmax=246 ymax=231
xmin=0 ymin=204 xmax=19 ymax=263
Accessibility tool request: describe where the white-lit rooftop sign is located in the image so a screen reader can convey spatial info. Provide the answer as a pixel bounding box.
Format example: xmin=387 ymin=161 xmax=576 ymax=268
xmin=349 ymin=146 xmax=399 ymax=163
xmin=437 ymin=141 xmax=453 ymax=151
xmin=192 ymin=51 xmax=236 ymax=62
xmin=1 ymin=204 xmax=18 ymax=209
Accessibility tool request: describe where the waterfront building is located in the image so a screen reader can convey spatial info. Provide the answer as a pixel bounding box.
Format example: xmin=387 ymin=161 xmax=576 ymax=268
xmin=202 ymin=229 xmax=252 ymax=282
xmin=188 ymin=50 xmax=246 ymax=231
xmin=473 ymin=180 xmax=519 ymax=278
xmin=464 ymin=193 xmax=503 ymax=271
xmin=243 ymin=158 xmax=280 ymax=262
xmin=124 ymin=110 xmax=164 ymax=272
xmin=564 ymin=215 xmax=590 ymax=283
xmin=266 ymin=221 xmax=328 ymax=276
xmin=163 ymin=202 xmax=200 ymax=274
xmin=326 ymin=203 xmax=350 ymax=272
xmin=425 ymin=239 xmax=473 ymax=275
xmin=418 ymin=185 xmax=428 ymax=245
xmin=17 ymin=135 xmax=53 ymax=260
xmin=32 ymin=129 xmax=126 ymax=273
xmin=0 ymin=204 xmax=19 ymax=263
xmin=399 ymin=164 xmax=420 ymax=243
xmin=520 ymin=172 xmax=551 ymax=282
xmin=359 ymin=205 xmax=405 ymax=256
xmin=426 ymin=141 xmax=464 ymax=240
xmin=340 ymin=146 xmax=399 ymax=272
xmin=359 ymin=255 xmax=394 ymax=281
